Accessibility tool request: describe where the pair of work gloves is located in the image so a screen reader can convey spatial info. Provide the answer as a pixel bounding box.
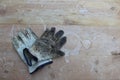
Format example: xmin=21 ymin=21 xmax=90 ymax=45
xmin=12 ymin=27 xmax=66 ymax=74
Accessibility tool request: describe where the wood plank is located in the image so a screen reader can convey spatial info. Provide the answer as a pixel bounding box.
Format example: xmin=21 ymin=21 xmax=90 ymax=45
xmin=0 ymin=25 xmax=120 ymax=80
xmin=0 ymin=0 xmax=120 ymax=26
xmin=1 ymin=0 xmax=120 ymax=80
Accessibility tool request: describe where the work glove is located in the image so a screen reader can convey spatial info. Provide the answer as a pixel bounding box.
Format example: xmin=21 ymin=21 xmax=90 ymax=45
xmin=12 ymin=28 xmax=53 ymax=73
xmin=25 ymin=27 xmax=67 ymax=66
xmin=12 ymin=27 xmax=66 ymax=74
xmin=29 ymin=27 xmax=66 ymax=61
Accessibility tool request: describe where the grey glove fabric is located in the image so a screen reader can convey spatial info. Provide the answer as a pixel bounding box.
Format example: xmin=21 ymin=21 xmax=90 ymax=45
xmin=30 ymin=27 xmax=66 ymax=60
xmin=12 ymin=27 xmax=66 ymax=74
xmin=23 ymin=27 xmax=66 ymax=61
xmin=12 ymin=28 xmax=52 ymax=73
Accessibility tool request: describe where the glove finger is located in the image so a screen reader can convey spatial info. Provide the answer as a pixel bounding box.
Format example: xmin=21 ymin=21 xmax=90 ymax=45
xmin=12 ymin=35 xmax=25 ymax=48
xmin=12 ymin=36 xmax=21 ymax=49
xmin=54 ymin=30 xmax=64 ymax=41
xmin=23 ymin=48 xmax=38 ymax=66
xmin=18 ymin=31 xmax=28 ymax=45
xmin=56 ymin=50 xmax=65 ymax=56
xmin=50 ymin=27 xmax=55 ymax=36
xmin=24 ymin=28 xmax=38 ymax=47
xmin=56 ymin=36 xmax=67 ymax=49
xmin=25 ymin=28 xmax=38 ymax=39
xmin=40 ymin=28 xmax=50 ymax=38
xmin=51 ymin=50 xmax=65 ymax=58
xmin=48 ymin=27 xmax=55 ymax=39
xmin=40 ymin=27 xmax=55 ymax=39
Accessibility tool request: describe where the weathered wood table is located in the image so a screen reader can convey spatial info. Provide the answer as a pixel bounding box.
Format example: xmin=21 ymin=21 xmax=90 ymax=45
xmin=1 ymin=0 xmax=120 ymax=80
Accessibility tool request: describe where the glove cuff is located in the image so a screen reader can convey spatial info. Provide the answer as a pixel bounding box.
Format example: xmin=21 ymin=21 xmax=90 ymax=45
xmin=29 ymin=59 xmax=53 ymax=74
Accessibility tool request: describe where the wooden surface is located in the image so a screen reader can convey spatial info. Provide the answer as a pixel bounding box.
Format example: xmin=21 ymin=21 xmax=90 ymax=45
xmin=1 ymin=0 xmax=120 ymax=80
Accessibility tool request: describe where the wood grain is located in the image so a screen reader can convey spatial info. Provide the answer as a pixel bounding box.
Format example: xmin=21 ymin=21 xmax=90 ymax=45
xmin=1 ymin=0 xmax=120 ymax=80
xmin=0 ymin=0 xmax=120 ymax=26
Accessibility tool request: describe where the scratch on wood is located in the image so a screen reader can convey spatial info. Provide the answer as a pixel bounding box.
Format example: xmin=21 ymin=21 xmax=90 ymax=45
xmin=10 ymin=25 xmax=15 ymax=37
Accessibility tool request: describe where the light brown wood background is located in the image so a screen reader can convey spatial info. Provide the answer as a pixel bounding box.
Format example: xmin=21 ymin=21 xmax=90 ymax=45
xmin=1 ymin=0 xmax=120 ymax=80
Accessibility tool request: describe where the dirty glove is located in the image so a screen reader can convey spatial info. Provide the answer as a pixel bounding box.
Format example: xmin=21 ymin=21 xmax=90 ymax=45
xmin=30 ymin=27 xmax=67 ymax=61
xmin=12 ymin=28 xmax=53 ymax=74
xmin=12 ymin=27 xmax=66 ymax=73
